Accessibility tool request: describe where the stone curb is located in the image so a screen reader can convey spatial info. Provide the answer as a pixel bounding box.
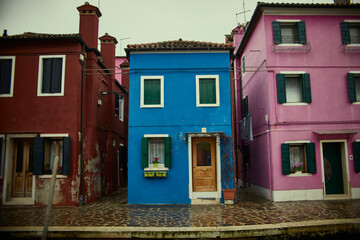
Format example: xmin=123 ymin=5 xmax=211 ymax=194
xmin=1 ymin=218 xmax=359 ymax=239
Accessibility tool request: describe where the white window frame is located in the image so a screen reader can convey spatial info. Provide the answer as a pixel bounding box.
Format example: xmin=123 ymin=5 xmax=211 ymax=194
xmin=0 ymin=56 xmax=16 ymax=97
xmin=196 ymin=75 xmax=220 ymax=107
xmin=118 ymin=97 xmax=124 ymax=121
xmin=144 ymin=134 xmax=169 ymax=170
xmin=280 ymin=71 xmax=309 ymax=106
xmin=140 ymin=76 xmax=164 ymax=108
xmin=285 ymin=140 xmax=312 ymax=177
xmin=37 ymin=55 xmax=66 ymax=97
xmin=345 ymin=20 xmax=360 ymax=46
xmin=276 ymin=19 xmax=303 ymax=47
xmin=350 ymin=71 xmax=360 ymax=104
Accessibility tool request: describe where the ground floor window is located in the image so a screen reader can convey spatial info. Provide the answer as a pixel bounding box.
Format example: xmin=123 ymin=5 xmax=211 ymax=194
xmin=281 ymin=142 xmax=316 ymax=174
xmin=142 ymin=135 xmax=171 ymax=168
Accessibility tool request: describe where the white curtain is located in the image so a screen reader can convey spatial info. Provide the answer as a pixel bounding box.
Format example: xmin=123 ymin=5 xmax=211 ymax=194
xmin=289 ymin=145 xmax=303 ymax=170
xmin=49 ymin=140 xmax=63 ymax=170
xmin=148 ymin=139 xmax=165 ymax=165
xmin=286 ymin=77 xmax=302 ymax=102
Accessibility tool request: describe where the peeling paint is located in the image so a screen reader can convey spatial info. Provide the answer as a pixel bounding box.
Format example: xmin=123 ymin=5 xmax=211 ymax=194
xmin=71 ymin=176 xmax=80 ymax=203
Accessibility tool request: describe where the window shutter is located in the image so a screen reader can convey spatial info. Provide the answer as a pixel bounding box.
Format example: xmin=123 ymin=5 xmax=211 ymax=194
xmin=340 ymin=22 xmax=350 ymax=44
xmin=276 ymin=74 xmax=286 ymax=103
xmin=33 ymin=137 xmax=45 ymax=175
xmin=51 ymin=58 xmax=62 ymax=93
xmin=272 ymin=21 xmax=282 ymax=44
xmin=353 ymin=142 xmax=360 ymax=173
xmin=0 ymin=59 xmax=12 ymax=94
xmin=115 ymin=93 xmax=120 ymax=115
xmin=141 ymin=137 xmax=148 ymax=168
xmin=62 ymin=137 xmax=71 ymax=175
xmin=0 ymin=138 xmax=2 ymax=173
xmin=165 ymin=137 xmax=171 ymax=168
xmin=241 ymin=96 xmax=248 ymax=118
xmin=297 ymin=21 xmax=307 ymax=44
xmin=42 ymin=59 xmax=52 ymax=93
xmin=306 ymin=142 xmax=316 ymax=174
xmin=199 ymin=78 xmax=216 ymax=104
xmin=281 ymin=143 xmax=290 ymax=175
xmin=144 ymin=79 xmax=160 ymax=105
xmin=347 ymin=73 xmax=356 ymax=103
xmin=301 ymin=73 xmax=312 ymax=103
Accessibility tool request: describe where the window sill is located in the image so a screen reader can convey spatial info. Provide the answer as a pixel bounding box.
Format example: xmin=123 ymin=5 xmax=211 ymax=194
xmin=282 ymin=103 xmax=309 ymax=106
xmin=38 ymin=174 xmax=68 ymax=179
xmin=144 ymin=167 xmax=169 ymax=171
xmin=352 ymin=102 xmax=360 ymax=105
xmin=342 ymin=44 xmax=360 ymax=52
xmin=273 ymin=43 xmax=311 ymax=52
xmin=287 ymin=172 xmax=312 ymax=177
xmin=140 ymin=104 xmax=164 ymax=108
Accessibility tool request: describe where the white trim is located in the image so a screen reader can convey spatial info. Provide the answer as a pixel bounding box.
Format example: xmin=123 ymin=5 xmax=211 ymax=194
xmin=119 ymin=98 xmax=124 ymax=121
xmin=247 ymin=183 xmax=271 ymax=200
xmin=0 ymin=56 xmax=15 ymax=97
xmin=352 ymin=188 xmax=360 ymax=199
xmin=196 ymin=75 xmax=220 ymax=107
xmin=144 ymin=134 xmax=169 ymax=138
xmin=349 ymin=71 xmax=360 ymax=74
xmin=287 ymin=173 xmax=312 ymax=177
xmin=38 ymin=175 xmax=67 ymax=179
xmin=140 ymin=76 xmax=164 ymax=108
xmin=276 ymin=19 xmax=301 ymax=22
xmin=37 ymin=55 xmax=66 ymax=97
xmin=344 ymin=20 xmax=360 ymax=23
xmin=283 ymin=103 xmax=309 ymax=106
xmin=40 ymin=133 xmax=69 ymax=137
xmin=320 ymin=139 xmax=351 ymax=199
xmin=272 ymin=189 xmax=323 ymax=201
xmin=285 ymin=140 xmax=311 ymax=144
xmin=280 ymin=71 xmax=306 ymax=74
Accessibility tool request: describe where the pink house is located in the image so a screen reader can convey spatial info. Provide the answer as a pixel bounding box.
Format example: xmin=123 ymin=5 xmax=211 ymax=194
xmin=233 ymin=2 xmax=360 ymax=201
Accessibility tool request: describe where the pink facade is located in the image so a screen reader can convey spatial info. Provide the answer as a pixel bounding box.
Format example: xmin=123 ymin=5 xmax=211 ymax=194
xmin=234 ymin=3 xmax=360 ymax=201
xmin=115 ymin=56 xmax=127 ymax=85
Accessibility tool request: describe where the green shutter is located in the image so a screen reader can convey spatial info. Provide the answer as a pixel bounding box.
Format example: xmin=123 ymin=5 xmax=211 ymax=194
xmin=241 ymin=96 xmax=248 ymax=118
xmin=33 ymin=137 xmax=45 ymax=175
xmin=272 ymin=21 xmax=282 ymax=44
xmin=297 ymin=21 xmax=307 ymax=44
xmin=51 ymin=58 xmax=62 ymax=93
xmin=281 ymin=143 xmax=290 ymax=175
xmin=306 ymin=143 xmax=316 ymax=174
xmin=144 ymin=79 xmax=160 ymax=105
xmin=301 ymin=73 xmax=312 ymax=103
xmin=276 ymin=74 xmax=286 ymax=103
xmin=141 ymin=137 xmax=148 ymax=168
xmin=165 ymin=137 xmax=171 ymax=168
xmin=340 ymin=22 xmax=350 ymax=44
xmin=347 ymin=73 xmax=356 ymax=103
xmin=62 ymin=137 xmax=71 ymax=175
xmin=199 ymin=78 xmax=216 ymax=104
xmin=353 ymin=142 xmax=360 ymax=173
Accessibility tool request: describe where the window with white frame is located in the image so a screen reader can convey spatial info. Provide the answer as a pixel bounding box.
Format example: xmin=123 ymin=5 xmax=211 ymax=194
xmin=0 ymin=56 xmax=15 ymax=97
xmin=341 ymin=20 xmax=360 ymax=45
xmin=347 ymin=72 xmax=360 ymax=103
xmin=281 ymin=142 xmax=316 ymax=175
xmin=276 ymin=73 xmax=312 ymax=104
xmin=115 ymin=93 xmax=124 ymax=121
xmin=196 ymin=75 xmax=220 ymax=107
xmin=140 ymin=76 xmax=164 ymax=108
xmin=141 ymin=135 xmax=171 ymax=169
xmin=37 ymin=55 xmax=66 ymax=96
xmin=272 ymin=20 xmax=307 ymax=45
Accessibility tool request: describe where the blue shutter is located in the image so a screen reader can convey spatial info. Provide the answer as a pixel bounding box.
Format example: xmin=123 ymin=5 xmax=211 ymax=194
xmin=33 ymin=137 xmax=45 ymax=175
xmin=165 ymin=137 xmax=171 ymax=168
xmin=272 ymin=21 xmax=282 ymax=44
xmin=115 ymin=93 xmax=120 ymax=115
xmin=353 ymin=142 xmax=360 ymax=173
xmin=51 ymin=58 xmax=62 ymax=93
xmin=276 ymin=74 xmax=286 ymax=103
xmin=281 ymin=143 xmax=290 ymax=175
xmin=62 ymin=137 xmax=71 ymax=175
xmin=141 ymin=137 xmax=148 ymax=168
xmin=0 ymin=59 xmax=12 ymax=94
xmin=340 ymin=22 xmax=350 ymax=44
xmin=301 ymin=73 xmax=312 ymax=103
xmin=347 ymin=73 xmax=356 ymax=103
xmin=306 ymin=143 xmax=316 ymax=174
xmin=297 ymin=21 xmax=307 ymax=44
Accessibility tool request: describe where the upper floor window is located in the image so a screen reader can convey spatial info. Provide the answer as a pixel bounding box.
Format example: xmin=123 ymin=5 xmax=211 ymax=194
xmin=37 ymin=55 xmax=65 ymax=96
xmin=115 ymin=93 xmax=124 ymax=121
xmin=140 ymin=76 xmax=164 ymax=108
xmin=0 ymin=56 xmax=15 ymax=97
xmin=276 ymin=73 xmax=312 ymax=104
xmin=272 ymin=20 xmax=307 ymax=45
xmin=341 ymin=21 xmax=360 ymax=45
xmin=347 ymin=72 xmax=360 ymax=103
xmin=196 ymin=75 xmax=220 ymax=107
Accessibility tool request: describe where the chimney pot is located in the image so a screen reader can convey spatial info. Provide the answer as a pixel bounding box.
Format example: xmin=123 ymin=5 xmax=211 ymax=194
xmin=3 ymin=29 xmax=7 ymax=37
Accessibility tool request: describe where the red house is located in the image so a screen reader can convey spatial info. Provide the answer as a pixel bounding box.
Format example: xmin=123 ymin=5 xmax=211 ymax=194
xmin=0 ymin=2 xmax=128 ymax=206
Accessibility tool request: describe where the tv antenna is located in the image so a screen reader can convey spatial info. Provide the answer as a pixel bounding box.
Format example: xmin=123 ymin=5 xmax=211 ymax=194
xmin=236 ymin=0 xmax=250 ymax=26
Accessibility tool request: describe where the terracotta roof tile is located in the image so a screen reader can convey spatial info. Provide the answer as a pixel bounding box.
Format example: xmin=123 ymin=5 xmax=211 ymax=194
xmin=0 ymin=32 xmax=81 ymax=40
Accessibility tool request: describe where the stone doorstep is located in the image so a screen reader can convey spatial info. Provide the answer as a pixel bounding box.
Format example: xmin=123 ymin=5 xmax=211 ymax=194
xmin=1 ymin=219 xmax=359 ymax=239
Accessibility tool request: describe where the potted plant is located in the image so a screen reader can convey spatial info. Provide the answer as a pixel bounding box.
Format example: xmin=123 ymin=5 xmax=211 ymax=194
xmin=152 ymin=157 xmax=159 ymax=168
xmin=292 ymin=162 xmax=304 ymax=174
xmin=221 ymin=134 xmax=235 ymax=204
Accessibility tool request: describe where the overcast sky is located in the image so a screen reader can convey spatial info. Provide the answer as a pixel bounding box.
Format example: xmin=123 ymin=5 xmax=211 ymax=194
xmin=0 ymin=0 xmax=358 ymax=56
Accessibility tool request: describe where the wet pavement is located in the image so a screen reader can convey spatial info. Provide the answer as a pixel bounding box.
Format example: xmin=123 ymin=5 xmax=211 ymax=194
xmin=0 ymin=187 xmax=360 ymax=238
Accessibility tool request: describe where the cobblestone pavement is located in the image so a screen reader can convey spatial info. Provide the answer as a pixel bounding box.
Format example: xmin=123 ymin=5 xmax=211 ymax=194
xmin=0 ymin=188 xmax=360 ymax=228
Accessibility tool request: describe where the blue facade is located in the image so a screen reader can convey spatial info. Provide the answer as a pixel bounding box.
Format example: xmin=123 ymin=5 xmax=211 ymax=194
xmin=128 ymin=51 xmax=233 ymax=204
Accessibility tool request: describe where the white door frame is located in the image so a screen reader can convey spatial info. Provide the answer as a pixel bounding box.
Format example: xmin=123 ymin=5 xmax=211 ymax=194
xmin=320 ymin=139 xmax=351 ymax=199
xmin=2 ymin=134 xmax=36 ymax=205
xmin=188 ymin=133 xmax=222 ymax=201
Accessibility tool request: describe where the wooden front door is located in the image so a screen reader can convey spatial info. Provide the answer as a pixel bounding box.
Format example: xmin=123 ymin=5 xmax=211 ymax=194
xmin=192 ymin=137 xmax=217 ymax=192
xmin=12 ymin=139 xmax=34 ymax=198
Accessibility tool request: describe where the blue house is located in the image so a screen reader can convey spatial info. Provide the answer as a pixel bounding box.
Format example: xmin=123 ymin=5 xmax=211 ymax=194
xmin=125 ymin=39 xmax=234 ymax=204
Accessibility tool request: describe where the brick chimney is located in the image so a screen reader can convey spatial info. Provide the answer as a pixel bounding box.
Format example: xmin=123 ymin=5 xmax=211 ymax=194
xmin=99 ymin=33 xmax=118 ymax=72
xmin=77 ymin=2 xmax=102 ymax=49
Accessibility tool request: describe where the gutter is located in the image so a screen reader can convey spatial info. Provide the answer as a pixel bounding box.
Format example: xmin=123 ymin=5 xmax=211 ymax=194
xmin=80 ymin=44 xmax=86 ymax=205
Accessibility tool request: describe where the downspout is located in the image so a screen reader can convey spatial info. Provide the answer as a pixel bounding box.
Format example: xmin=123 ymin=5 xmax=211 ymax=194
xmin=230 ymin=59 xmax=238 ymax=184
xmin=80 ymin=44 xmax=85 ymax=205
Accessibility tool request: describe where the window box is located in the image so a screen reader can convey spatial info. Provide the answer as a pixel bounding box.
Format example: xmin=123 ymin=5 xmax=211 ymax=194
xmin=144 ymin=172 xmax=155 ymax=178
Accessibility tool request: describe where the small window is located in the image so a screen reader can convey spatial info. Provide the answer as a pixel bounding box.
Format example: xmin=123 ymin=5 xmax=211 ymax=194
xmin=115 ymin=93 xmax=124 ymax=121
xmin=196 ymin=75 xmax=220 ymax=107
xmin=38 ymin=55 xmax=65 ymax=96
xmin=347 ymin=73 xmax=360 ymax=102
xmin=141 ymin=76 xmax=164 ymax=108
xmin=0 ymin=56 xmax=15 ymax=97
xmin=142 ymin=136 xmax=171 ymax=169
xmin=241 ymin=55 xmax=246 ymax=75
xmin=281 ymin=142 xmax=316 ymax=175
xmin=276 ymin=73 xmax=311 ymax=104
xmin=341 ymin=21 xmax=360 ymax=45
xmin=272 ymin=21 xmax=307 ymax=45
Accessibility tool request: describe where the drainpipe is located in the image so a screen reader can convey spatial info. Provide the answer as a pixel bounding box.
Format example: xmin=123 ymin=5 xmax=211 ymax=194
xmin=80 ymin=44 xmax=85 ymax=205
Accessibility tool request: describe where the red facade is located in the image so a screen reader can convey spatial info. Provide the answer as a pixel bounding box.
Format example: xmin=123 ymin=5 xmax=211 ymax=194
xmin=0 ymin=3 xmax=128 ymax=206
